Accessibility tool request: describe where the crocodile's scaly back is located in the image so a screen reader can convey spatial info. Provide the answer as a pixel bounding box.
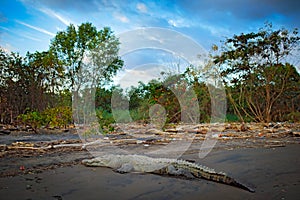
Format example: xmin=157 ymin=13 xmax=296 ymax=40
xmin=82 ymin=154 xmax=255 ymax=193
xmin=153 ymin=160 xmax=255 ymax=193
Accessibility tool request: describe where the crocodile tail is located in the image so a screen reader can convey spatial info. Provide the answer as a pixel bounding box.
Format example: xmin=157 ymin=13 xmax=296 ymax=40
xmin=231 ymin=179 xmax=255 ymax=193
xmin=223 ymin=176 xmax=255 ymax=193
xmin=193 ymin=170 xmax=255 ymax=193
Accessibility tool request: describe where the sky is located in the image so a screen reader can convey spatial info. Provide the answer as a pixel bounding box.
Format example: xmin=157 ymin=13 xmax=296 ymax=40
xmin=0 ymin=0 xmax=299 ymax=88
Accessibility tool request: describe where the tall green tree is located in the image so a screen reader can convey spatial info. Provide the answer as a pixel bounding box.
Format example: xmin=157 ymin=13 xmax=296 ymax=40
xmin=50 ymin=22 xmax=123 ymax=89
xmin=0 ymin=48 xmax=64 ymax=123
xmin=214 ymin=23 xmax=300 ymax=122
xmin=50 ymin=22 xmax=123 ymax=124
xmin=26 ymin=50 xmax=64 ymax=94
xmin=0 ymin=48 xmax=24 ymax=123
xmin=25 ymin=50 xmax=65 ymax=110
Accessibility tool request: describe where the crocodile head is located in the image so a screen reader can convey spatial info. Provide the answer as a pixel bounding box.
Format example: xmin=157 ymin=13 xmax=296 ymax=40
xmin=81 ymin=156 xmax=111 ymax=167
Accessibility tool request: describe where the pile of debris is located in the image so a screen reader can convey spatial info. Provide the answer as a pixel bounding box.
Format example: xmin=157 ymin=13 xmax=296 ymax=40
xmin=0 ymin=140 xmax=84 ymax=158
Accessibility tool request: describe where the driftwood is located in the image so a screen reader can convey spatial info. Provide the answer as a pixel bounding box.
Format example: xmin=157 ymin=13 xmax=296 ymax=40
xmin=4 ymin=139 xmax=137 ymax=152
xmin=263 ymin=144 xmax=286 ymax=148
xmin=52 ymin=143 xmax=83 ymax=148
xmin=6 ymin=145 xmax=52 ymax=151
xmin=5 ymin=143 xmax=83 ymax=151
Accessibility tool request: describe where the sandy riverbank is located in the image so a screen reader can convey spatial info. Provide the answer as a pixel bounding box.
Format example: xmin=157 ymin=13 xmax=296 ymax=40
xmin=0 ymin=143 xmax=299 ymax=200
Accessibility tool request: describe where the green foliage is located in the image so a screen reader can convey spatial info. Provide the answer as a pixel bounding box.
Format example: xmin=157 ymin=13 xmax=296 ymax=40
xmin=286 ymin=112 xmax=300 ymax=122
xmin=0 ymin=22 xmax=123 ymax=125
xmin=128 ymin=79 xmax=180 ymax=123
xmin=1 ymin=22 xmax=300 ymax=127
xmin=96 ymin=108 xmax=115 ymax=134
xmin=18 ymin=106 xmax=72 ymax=131
xmin=50 ymin=23 xmax=123 ymax=127
xmin=214 ymin=23 xmax=300 ymax=122
xmin=225 ymin=114 xmax=239 ymax=122
xmin=18 ymin=111 xmax=44 ymax=131
xmin=57 ymin=89 xmax=72 ymax=107
xmin=95 ymin=87 xmax=114 ymax=112
xmin=0 ymin=48 xmax=65 ymax=123
xmin=130 ymin=102 xmax=150 ymax=122
xmin=126 ymin=71 xmax=213 ymax=124
xmin=42 ymin=106 xmax=72 ymax=128
xmin=50 ymin=23 xmax=123 ymax=88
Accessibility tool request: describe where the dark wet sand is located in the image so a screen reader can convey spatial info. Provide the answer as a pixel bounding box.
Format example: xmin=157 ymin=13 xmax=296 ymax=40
xmin=1 ymin=144 xmax=300 ymax=200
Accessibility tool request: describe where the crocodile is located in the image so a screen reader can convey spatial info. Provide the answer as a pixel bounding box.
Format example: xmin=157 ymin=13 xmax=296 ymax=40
xmin=82 ymin=154 xmax=255 ymax=193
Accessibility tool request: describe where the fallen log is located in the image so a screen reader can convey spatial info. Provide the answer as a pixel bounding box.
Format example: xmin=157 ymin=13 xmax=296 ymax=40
xmin=52 ymin=143 xmax=83 ymax=148
xmin=6 ymin=145 xmax=52 ymax=151
xmin=263 ymin=144 xmax=286 ymax=148
xmin=6 ymin=143 xmax=84 ymax=151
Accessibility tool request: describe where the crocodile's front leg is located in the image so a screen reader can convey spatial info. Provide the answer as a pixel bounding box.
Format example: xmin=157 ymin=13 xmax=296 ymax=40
xmin=157 ymin=164 xmax=194 ymax=178
xmin=115 ymin=163 xmax=134 ymax=173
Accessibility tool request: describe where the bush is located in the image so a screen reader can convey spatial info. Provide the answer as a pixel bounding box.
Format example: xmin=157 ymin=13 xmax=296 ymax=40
xmin=18 ymin=111 xmax=44 ymax=132
xmin=42 ymin=106 xmax=72 ymax=128
xmin=130 ymin=108 xmax=149 ymax=122
xmin=18 ymin=106 xmax=73 ymax=131
xmin=96 ymin=108 xmax=115 ymax=134
xmin=226 ymin=114 xmax=239 ymax=122
xmin=286 ymin=112 xmax=300 ymax=122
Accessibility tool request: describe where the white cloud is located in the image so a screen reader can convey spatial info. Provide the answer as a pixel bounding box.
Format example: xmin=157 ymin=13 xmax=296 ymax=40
xmin=168 ymin=19 xmax=178 ymax=27
xmin=0 ymin=26 xmax=10 ymax=32
xmin=16 ymin=20 xmax=55 ymax=36
xmin=147 ymin=35 xmax=164 ymax=44
xmin=167 ymin=18 xmax=191 ymax=28
xmin=114 ymin=64 xmax=167 ymax=89
xmin=136 ymin=3 xmax=147 ymax=13
xmin=0 ymin=44 xmax=12 ymax=53
xmin=167 ymin=17 xmax=229 ymax=37
xmin=114 ymin=13 xmax=130 ymax=23
xmin=56 ymin=26 xmax=63 ymax=31
xmin=0 ymin=25 xmax=41 ymax=42
xmin=197 ymin=23 xmax=230 ymax=37
xmin=22 ymin=34 xmax=42 ymax=42
xmin=39 ymin=8 xmax=72 ymax=26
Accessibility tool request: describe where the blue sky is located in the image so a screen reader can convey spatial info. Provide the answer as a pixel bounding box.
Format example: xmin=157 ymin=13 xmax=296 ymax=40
xmin=0 ymin=0 xmax=299 ymax=88
xmin=1 ymin=0 xmax=299 ymax=55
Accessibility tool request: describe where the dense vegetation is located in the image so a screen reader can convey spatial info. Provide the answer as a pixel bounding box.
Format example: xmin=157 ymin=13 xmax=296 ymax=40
xmin=0 ymin=22 xmax=299 ymax=132
xmin=214 ymin=23 xmax=300 ymax=122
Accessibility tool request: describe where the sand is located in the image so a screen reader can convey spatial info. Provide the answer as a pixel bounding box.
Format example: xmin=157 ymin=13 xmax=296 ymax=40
xmin=0 ymin=144 xmax=299 ymax=200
